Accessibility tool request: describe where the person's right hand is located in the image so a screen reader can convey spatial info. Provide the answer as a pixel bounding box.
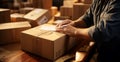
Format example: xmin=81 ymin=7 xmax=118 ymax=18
xmin=56 ymin=19 xmax=74 ymax=28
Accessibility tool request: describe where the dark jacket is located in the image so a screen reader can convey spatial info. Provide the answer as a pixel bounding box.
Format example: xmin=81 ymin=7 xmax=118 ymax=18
xmin=82 ymin=0 xmax=120 ymax=62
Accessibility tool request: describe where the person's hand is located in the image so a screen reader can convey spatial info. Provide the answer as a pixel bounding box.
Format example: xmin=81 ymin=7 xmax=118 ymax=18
xmin=56 ymin=19 xmax=74 ymax=28
xmin=56 ymin=24 xmax=78 ymax=36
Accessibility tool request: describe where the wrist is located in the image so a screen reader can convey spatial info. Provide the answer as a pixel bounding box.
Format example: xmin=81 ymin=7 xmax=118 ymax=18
xmin=74 ymin=29 xmax=78 ymax=36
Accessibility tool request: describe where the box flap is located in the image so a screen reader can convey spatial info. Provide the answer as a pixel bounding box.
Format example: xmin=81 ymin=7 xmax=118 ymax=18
xmin=0 ymin=21 xmax=31 ymax=30
xmin=24 ymin=9 xmax=48 ymax=20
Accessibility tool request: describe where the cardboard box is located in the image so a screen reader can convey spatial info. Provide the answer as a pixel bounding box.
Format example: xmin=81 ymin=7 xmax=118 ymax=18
xmin=63 ymin=0 xmax=77 ymax=7
xmin=24 ymin=9 xmax=52 ymax=27
xmin=0 ymin=8 xmax=11 ymax=23
xmin=60 ymin=6 xmax=73 ymax=18
xmin=10 ymin=13 xmax=26 ymax=22
xmin=0 ymin=21 xmax=31 ymax=45
xmin=21 ymin=24 xmax=66 ymax=60
xmin=32 ymin=0 xmax=52 ymax=10
xmin=42 ymin=0 xmax=52 ymax=10
xmin=72 ymin=3 xmax=90 ymax=20
xmin=32 ymin=0 xmax=42 ymax=8
xmin=21 ymin=24 xmax=79 ymax=61
xmin=81 ymin=0 xmax=93 ymax=4
xmin=19 ymin=7 xmax=34 ymax=14
xmin=54 ymin=16 xmax=71 ymax=21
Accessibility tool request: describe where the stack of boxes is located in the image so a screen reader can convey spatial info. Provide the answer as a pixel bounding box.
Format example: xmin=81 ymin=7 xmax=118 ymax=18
xmin=60 ymin=0 xmax=92 ymax=20
xmin=0 ymin=0 xmax=94 ymax=61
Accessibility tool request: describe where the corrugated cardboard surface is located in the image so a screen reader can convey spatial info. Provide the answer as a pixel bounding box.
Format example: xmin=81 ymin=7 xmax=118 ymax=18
xmin=21 ymin=24 xmax=71 ymax=60
xmin=0 ymin=21 xmax=31 ymax=45
xmin=24 ymin=9 xmax=52 ymax=27
xmin=0 ymin=8 xmax=10 ymax=23
xmin=60 ymin=6 xmax=73 ymax=18
xmin=72 ymin=3 xmax=90 ymax=20
xmin=32 ymin=0 xmax=52 ymax=10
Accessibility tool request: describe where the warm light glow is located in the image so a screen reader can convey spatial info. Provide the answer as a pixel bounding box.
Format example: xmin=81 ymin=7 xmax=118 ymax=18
xmin=75 ymin=51 xmax=85 ymax=62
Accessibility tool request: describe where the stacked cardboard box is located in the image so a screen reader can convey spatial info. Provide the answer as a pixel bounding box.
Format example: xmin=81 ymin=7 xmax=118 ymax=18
xmin=72 ymin=3 xmax=90 ymax=20
xmin=10 ymin=13 xmax=26 ymax=22
xmin=80 ymin=0 xmax=93 ymax=4
xmin=19 ymin=7 xmax=34 ymax=14
xmin=42 ymin=0 xmax=52 ymax=10
xmin=63 ymin=0 xmax=76 ymax=7
xmin=60 ymin=6 xmax=73 ymax=19
xmin=32 ymin=0 xmax=52 ymax=10
xmin=0 ymin=8 xmax=11 ymax=23
xmin=31 ymin=0 xmax=41 ymax=8
xmin=21 ymin=24 xmax=79 ymax=61
xmin=24 ymin=9 xmax=52 ymax=27
xmin=0 ymin=21 xmax=31 ymax=45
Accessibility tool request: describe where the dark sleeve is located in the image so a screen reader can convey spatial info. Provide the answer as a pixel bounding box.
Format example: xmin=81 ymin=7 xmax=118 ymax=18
xmin=82 ymin=0 xmax=95 ymax=27
xmin=88 ymin=0 xmax=120 ymax=43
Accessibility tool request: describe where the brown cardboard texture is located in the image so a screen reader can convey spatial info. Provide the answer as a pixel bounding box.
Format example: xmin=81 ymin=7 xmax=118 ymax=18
xmin=32 ymin=0 xmax=52 ymax=10
xmin=0 ymin=8 xmax=10 ymax=23
xmin=21 ymin=24 xmax=68 ymax=60
xmin=60 ymin=6 xmax=73 ymax=18
xmin=0 ymin=21 xmax=31 ymax=44
xmin=24 ymin=9 xmax=51 ymax=27
xmin=72 ymin=3 xmax=90 ymax=20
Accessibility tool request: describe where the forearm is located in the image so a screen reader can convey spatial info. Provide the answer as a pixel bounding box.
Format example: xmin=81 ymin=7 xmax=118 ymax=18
xmin=75 ymin=27 xmax=92 ymax=41
xmin=72 ymin=17 xmax=88 ymax=28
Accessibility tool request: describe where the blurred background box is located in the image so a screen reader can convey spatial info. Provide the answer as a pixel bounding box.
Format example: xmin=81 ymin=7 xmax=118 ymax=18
xmin=32 ymin=0 xmax=52 ymax=10
xmin=0 ymin=21 xmax=31 ymax=45
xmin=24 ymin=8 xmax=52 ymax=27
xmin=60 ymin=6 xmax=73 ymax=19
xmin=0 ymin=8 xmax=11 ymax=23
xmin=72 ymin=3 xmax=90 ymax=20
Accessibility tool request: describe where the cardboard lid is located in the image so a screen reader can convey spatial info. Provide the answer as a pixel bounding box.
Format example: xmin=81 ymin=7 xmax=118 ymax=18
xmin=0 ymin=8 xmax=10 ymax=12
xmin=24 ymin=9 xmax=48 ymax=20
xmin=22 ymin=24 xmax=65 ymax=41
xmin=0 ymin=21 xmax=31 ymax=30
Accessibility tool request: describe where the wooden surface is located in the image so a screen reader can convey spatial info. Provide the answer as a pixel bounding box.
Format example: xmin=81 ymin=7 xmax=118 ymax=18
xmin=0 ymin=41 xmax=95 ymax=62
xmin=0 ymin=42 xmax=75 ymax=62
xmin=0 ymin=43 xmax=52 ymax=62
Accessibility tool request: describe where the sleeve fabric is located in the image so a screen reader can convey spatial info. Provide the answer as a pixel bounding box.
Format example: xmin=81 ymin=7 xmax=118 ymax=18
xmin=82 ymin=0 xmax=120 ymax=44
